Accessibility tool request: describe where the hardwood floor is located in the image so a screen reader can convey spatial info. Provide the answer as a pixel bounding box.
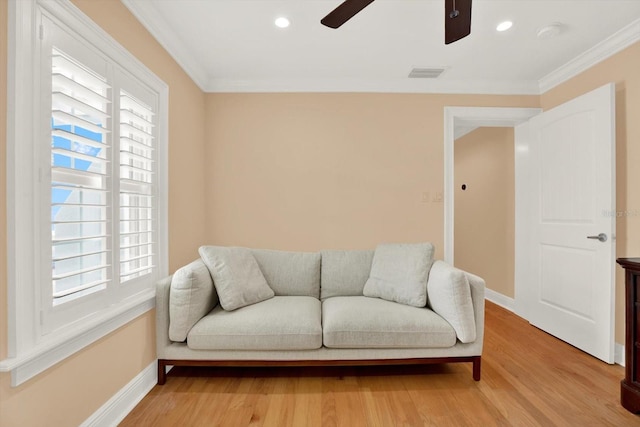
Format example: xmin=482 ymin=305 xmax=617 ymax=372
xmin=121 ymin=302 xmax=639 ymax=426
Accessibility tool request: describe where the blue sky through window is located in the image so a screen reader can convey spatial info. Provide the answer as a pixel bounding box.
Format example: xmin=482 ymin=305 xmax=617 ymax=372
xmin=51 ymin=121 xmax=103 ymax=221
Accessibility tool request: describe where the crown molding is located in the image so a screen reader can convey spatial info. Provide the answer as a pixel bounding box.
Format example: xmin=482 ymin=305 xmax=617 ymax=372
xmin=121 ymin=0 xmax=209 ymax=91
xmin=539 ymin=18 xmax=640 ymax=94
xmin=205 ymin=77 xmax=540 ymax=95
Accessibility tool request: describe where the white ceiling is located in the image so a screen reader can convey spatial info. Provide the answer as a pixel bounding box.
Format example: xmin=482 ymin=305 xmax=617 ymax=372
xmin=122 ymin=0 xmax=640 ymax=94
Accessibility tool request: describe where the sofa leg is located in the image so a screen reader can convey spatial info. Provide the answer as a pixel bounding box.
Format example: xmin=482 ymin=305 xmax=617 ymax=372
xmin=472 ymin=356 xmax=481 ymax=381
xmin=157 ymin=360 xmax=167 ymax=385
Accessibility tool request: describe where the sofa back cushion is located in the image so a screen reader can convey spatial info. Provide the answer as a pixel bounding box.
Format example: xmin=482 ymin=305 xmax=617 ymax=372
xmin=251 ymin=249 xmax=321 ymax=298
xmin=169 ymin=259 xmax=218 ymax=342
xmin=320 ymin=250 xmax=374 ymax=300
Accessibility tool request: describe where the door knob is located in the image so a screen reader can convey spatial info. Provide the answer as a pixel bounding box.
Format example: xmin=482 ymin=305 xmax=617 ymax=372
xmin=587 ymin=233 xmax=607 ymax=242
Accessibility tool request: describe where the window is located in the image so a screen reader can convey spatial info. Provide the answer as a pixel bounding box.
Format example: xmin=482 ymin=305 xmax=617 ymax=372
xmin=42 ymin=35 xmax=163 ymax=331
xmin=1 ymin=0 xmax=168 ymax=385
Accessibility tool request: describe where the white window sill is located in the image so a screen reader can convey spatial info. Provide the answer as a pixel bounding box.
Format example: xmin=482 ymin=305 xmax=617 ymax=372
xmin=0 ymin=290 xmax=155 ymax=387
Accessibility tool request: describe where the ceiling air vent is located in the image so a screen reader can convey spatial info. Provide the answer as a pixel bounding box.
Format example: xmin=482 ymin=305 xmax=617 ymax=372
xmin=408 ymin=67 xmax=446 ymax=79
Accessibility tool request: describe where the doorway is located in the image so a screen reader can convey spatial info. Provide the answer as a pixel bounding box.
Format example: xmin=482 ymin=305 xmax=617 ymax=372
xmin=444 ymin=106 xmax=540 ymax=316
xmin=444 ymin=87 xmax=617 ymax=363
xmin=454 ymin=127 xmax=516 ymax=305
xmin=443 ymin=107 xmax=540 ymax=266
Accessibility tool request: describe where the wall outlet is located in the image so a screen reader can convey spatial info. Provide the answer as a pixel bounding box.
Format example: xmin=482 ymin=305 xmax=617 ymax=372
xmin=433 ymin=191 xmax=443 ymax=202
xmin=421 ymin=192 xmax=430 ymax=203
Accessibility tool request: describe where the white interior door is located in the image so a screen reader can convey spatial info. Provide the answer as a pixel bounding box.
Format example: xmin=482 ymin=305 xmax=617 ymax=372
xmin=526 ymin=83 xmax=616 ymax=363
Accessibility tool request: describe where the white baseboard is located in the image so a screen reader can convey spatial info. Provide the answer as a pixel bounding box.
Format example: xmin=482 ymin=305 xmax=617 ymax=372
xmin=615 ymin=343 xmax=625 ymax=367
xmin=484 ymin=288 xmax=515 ymax=312
xmin=81 ymin=360 xmax=157 ymax=427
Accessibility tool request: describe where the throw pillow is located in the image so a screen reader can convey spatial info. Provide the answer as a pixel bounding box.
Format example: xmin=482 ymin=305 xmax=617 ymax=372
xmin=427 ymin=260 xmax=476 ymax=343
xmin=199 ymin=246 xmax=274 ymax=311
xmin=363 ymin=242 xmax=435 ymax=307
xmin=169 ymin=259 xmax=218 ymax=342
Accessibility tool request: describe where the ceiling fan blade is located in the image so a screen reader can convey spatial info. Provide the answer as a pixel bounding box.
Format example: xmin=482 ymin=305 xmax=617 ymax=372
xmin=445 ymin=0 xmax=472 ymax=44
xmin=321 ymin=0 xmax=376 ymax=29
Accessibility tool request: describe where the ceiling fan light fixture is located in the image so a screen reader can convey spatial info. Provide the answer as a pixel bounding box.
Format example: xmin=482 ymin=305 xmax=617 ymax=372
xmin=275 ymin=17 xmax=290 ymax=28
xmin=496 ymin=21 xmax=513 ymax=32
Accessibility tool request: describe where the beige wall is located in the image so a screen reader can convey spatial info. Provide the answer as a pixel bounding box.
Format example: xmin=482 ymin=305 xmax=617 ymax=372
xmin=204 ymin=93 xmax=537 ymax=257
xmin=0 ymin=0 xmax=208 ymax=425
xmin=454 ymin=127 xmax=515 ymax=298
xmin=541 ymin=42 xmax=640 ymax=344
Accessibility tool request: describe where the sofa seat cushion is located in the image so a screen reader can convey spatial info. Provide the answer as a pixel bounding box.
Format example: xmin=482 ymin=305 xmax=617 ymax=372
xmin=322 ymin=296 xmax=456 ymax=349
xmin=187 ymin=296 xmax=322 ymax=351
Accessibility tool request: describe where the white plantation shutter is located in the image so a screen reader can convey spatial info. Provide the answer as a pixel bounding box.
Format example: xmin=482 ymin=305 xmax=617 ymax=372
xmin=47 ymin=46 xmax=162 ymax=314
xmin=50 ymin=48 xmax=112 ymax=305
xmin=119 ymin=91 xmax=156 ymax=283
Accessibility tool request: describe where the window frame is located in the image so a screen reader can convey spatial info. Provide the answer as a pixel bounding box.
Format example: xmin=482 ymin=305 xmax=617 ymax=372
xmin=0 ymin=0 xmax=169 ymax=386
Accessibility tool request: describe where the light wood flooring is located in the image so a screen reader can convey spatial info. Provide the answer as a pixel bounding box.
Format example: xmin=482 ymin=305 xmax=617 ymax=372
xmin=121 ymin=302 xmax=640 ymax=426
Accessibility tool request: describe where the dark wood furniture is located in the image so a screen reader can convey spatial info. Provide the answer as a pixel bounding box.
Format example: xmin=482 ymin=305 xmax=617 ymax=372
xmin=616 ymin=258 xmax=640 ymax=413
xmin=157 ymin=356 xmax=481 ymax=385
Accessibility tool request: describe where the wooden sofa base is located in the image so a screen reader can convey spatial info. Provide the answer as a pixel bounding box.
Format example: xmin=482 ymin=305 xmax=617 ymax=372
xmin=157 ymin=356 xmax=481 ymax=385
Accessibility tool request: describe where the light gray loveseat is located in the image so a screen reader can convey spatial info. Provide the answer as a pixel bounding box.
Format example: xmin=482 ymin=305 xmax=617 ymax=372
xmin=156 ymin=245 xmax=485 ymax=384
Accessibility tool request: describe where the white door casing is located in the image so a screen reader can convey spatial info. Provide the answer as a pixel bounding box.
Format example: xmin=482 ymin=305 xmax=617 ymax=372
xmin=526 ymin=83 xmax=616 ymax=363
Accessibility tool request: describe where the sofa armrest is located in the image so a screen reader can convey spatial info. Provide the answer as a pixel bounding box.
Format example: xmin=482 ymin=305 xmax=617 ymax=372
xmin=465 ymin=271 xmax=485 ymax=348
xmin=156 ymin=275 xmax=173 ymax=357
xmin=427 ymin=261 xmax=484 ymax=344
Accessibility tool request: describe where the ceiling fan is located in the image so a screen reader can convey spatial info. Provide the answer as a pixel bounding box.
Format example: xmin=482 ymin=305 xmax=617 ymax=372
xmin=321 ymin=0 xmax=472 ymax=45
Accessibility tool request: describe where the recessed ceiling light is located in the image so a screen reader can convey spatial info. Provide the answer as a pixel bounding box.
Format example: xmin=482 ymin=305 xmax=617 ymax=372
xmin=275 ymin=17 xmax=290 ymax=28
xmin=496 ymin=21 xmax=513 ymax=32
